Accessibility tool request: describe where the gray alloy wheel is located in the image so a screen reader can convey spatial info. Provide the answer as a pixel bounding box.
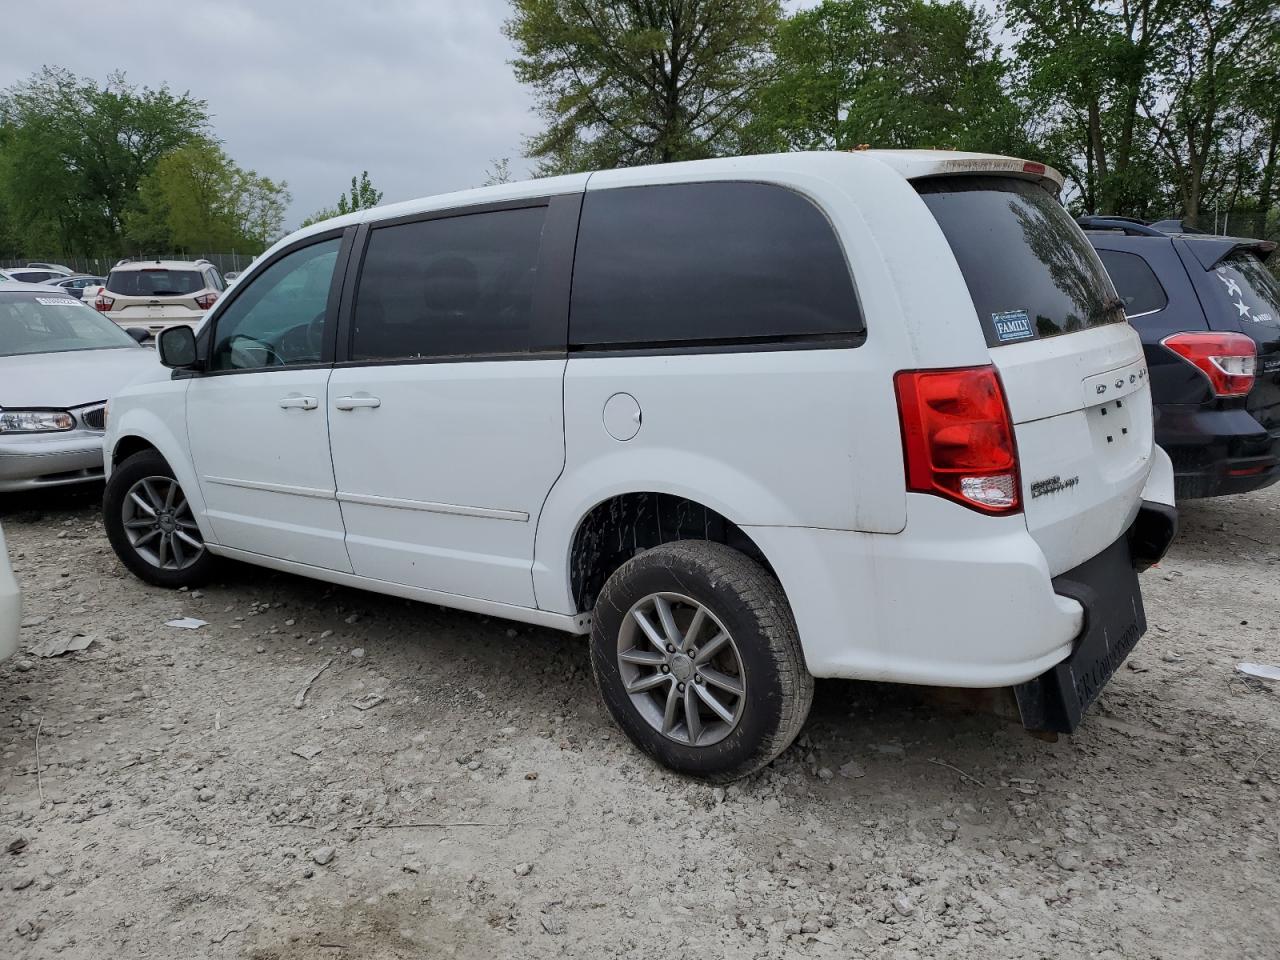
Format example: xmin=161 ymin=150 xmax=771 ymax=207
xmin=616 ymin=591 xmax=747 ymax=747
xmin=120 ymin=475 xmax=205 ymax=571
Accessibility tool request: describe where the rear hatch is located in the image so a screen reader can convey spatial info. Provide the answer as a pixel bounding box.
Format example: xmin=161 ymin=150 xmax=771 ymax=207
xmin=918 ymin=176 xmax=1151 ymax=576
xmin=1176 ymin=241 xmax=1280 ymax=438
xmin=104 ymin=267 xmax=208 ymax=322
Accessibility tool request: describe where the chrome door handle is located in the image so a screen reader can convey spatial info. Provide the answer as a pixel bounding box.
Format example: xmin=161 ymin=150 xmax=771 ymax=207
xmin=334 ymin=396 xmax=381 ymax=410
xmin=278 ymin=396 xmax=318 ymax=410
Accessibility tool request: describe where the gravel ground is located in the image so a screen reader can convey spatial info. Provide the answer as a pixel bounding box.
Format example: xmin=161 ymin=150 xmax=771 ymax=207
xmin=1 ymin=483 xmax=1277 ymax=959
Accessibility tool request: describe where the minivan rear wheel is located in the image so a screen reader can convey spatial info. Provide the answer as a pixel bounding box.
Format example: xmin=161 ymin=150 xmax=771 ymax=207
xmin=590 ymin=540 xmax=812 ymax=781
xmin=104 ymin=450 xmax=217 ymax=588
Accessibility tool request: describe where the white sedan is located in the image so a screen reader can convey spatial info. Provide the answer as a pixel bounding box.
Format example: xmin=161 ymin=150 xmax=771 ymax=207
xmin=1 ymin=286 xmax=159 ymax=492
xmin=0 ymin=523 xmax=18 ymax=663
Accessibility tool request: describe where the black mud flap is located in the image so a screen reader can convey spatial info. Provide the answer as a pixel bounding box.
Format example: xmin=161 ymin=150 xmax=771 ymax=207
xmin=1015 ymin=536 xmax=1147 ymax=734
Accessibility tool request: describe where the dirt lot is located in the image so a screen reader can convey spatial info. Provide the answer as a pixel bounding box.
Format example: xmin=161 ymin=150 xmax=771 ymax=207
xmin=1 ymin=484 xmax=1277 ymax=959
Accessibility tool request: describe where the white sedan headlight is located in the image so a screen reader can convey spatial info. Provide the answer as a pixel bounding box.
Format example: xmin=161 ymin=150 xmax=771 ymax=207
xmin=0 ymin=410 xmax=75 ymax=433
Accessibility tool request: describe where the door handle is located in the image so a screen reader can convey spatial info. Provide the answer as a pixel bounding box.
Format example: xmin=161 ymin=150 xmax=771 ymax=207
xmin=334 ymin=396 xmax=382 ymax=411
xmin=278 ymin=396 xmax=318 ymax=410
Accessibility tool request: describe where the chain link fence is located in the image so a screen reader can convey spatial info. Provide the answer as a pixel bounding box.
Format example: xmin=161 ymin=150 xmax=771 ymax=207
xmin=1 ymin=252 xmax=257 ymax=277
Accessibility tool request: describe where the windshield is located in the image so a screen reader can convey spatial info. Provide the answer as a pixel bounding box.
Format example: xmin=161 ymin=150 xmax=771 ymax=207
xmin=0 ymin=295 xmax=140 ymax=357
xmin=107 ymin=268 xmax=204 ymax=297
xmin=918 ymin=176 xmax=1125 ymax=347
xmin=1210 ymin=252 xmax=1280 ymax=331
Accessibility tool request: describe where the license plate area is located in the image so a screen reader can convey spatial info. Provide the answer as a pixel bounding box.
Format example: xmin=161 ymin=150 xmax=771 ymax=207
xmin=1015 ymin=536 xmax=1145 ymax=733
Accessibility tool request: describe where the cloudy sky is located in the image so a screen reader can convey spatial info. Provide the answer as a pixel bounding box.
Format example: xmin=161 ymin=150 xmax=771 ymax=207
xmin=0 ymin=0 xmax=542 ymax=229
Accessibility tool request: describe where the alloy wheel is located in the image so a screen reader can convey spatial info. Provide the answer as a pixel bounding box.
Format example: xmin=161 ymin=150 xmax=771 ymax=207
xmin=121 ymin=476 xmax=205 ymax=571
xmin=616 ymin=592 xmax=746 ymax=747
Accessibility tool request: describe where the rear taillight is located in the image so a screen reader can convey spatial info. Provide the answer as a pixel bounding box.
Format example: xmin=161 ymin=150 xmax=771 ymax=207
xmin=1161 ymin=332 xmax=1256 ymax=398
xmin=94 ymin=294 xmax=114 ymax=312
xmin=194 ymin=292 xmax=218 ymax=310
xmin=894 ymin=365 xmax=1021 ymax=515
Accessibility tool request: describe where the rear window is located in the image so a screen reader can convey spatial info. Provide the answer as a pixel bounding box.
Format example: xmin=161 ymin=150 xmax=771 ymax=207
xmin=570 ymin=182 xmax=863 ymax=348
xmin=1210 ymin=252 xmax=1280 ymax=330
xmin=917 ymin=176 xmax=1125 ymax=347
xmin=1096 ymin=249 xmax=1168 ymax=317
xmin=107 ymin=268 xmax=205 ymax=297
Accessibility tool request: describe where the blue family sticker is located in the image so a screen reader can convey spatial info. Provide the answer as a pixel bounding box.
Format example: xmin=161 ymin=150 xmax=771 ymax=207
xmin=992 ymin=309 xmax=1033 ymax=343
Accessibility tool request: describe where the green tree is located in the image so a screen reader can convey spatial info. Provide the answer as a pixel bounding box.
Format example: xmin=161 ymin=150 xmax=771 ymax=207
xmin=505 ymin=0 xmax=782 ymax=174
xmin=750 ymin=0 xmax=1026 ymax=155
xmin=126 ymin=139 xmax=289 ymax=253
xmin=300 ymin=170 xmax=383 ymax=226
xmin=0 ymin=67 xmax=208 ymax=253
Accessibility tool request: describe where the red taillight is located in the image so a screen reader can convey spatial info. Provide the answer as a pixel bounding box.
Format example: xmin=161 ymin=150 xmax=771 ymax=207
xmin=1161 ymin=332 xmax=1256 ymax=398
xmin=94 ymin=294 xmax=114 ymax=312
xmin=894 ymin=365 xmax=1021 ymax=515
xmin=1022 ymin=161 xmax=1047 ymax=176
xmin=194 ymin=292 xmax=218 ymax=310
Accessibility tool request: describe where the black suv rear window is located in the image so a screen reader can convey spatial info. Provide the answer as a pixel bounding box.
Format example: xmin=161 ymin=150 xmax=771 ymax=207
xmin=1210 ymin=252 xmax=1280 ymax=331
xmin=917 ymin=176 xmax=1124 ymax=347
xmin=1096 ymin=249 xmax=1168 ymax=316
xmin=107 ymin=269 xmax=204 ymax=297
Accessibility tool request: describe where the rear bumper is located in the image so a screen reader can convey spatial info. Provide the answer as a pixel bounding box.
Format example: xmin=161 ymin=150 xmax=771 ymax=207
xmin=0 ymin=434 xmax=106 ymax=492
xmin=111 ymin=312 xmax=204 ymax=336
xmin=1156 ymin=404 xmax=1280 ymax=499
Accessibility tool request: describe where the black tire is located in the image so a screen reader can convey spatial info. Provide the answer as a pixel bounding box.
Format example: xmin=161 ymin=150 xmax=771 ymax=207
xmin=104 ymin=449 xmax=218 ymax=588
xmin=589 ymin=540 xmax=813 ymax=782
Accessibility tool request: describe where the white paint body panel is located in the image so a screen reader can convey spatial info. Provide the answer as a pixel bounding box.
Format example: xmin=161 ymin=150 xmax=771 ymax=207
xmin=101 ymin=149 xmax=1168 ymax=692
xmin=0 ymin=524 xmax=20 ymax=663
xmin=327 ymin=360 xmax=566 ymax=606
xmin=185 ymin=370 xmax=350 ymax=571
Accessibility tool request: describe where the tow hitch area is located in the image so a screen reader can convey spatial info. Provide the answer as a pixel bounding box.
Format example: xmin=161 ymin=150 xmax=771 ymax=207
xmin=1015 ymin=536 xmax=1146 ymax=734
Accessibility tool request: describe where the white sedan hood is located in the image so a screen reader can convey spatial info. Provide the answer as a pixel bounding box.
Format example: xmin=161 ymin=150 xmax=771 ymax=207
xmin=0 ymin=347 xmax=163 ymax=409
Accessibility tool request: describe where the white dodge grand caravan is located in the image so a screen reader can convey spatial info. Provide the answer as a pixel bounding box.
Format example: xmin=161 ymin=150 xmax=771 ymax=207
xmin=102 ymin=151 xmax=1176 ymax=780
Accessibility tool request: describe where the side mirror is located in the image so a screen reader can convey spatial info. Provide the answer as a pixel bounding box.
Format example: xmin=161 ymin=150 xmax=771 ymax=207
xmin=157 ymin=325 xmax=199 ymax=369
xmin=125 ymin=327 xmax=150 ymax=344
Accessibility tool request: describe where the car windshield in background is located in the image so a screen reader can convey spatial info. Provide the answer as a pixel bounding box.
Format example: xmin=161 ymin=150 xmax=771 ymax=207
xmin=1210 ymin=252 xmax=1280 ymax=331
xmin=0 ymin=294 xmax=140 ymax=357
xmin=107 ymin=269 xmax=204 ymax=297
xmin=918 ymin=176 xmax=1125 ymax=348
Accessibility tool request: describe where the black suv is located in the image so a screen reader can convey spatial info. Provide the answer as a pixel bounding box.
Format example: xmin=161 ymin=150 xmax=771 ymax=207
xmin=1082 ymin=217 xmax=1280 ymax=499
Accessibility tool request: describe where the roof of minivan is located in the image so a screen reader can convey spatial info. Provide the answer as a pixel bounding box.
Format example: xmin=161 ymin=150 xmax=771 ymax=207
xmin=282 ymin=149 xmax=1063 ymax=249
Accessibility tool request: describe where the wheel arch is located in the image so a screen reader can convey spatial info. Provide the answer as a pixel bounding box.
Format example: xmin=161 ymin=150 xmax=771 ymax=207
xmin=106 ymin=411 xmax=212 ymax=545
xmin=563 ymin=491 xmax=776 ymax=614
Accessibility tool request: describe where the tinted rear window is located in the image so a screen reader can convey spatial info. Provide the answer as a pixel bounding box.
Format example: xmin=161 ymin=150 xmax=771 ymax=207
xmin=1097 ymin=249 xmax=1168 ymax=317
xmin=918 ymin=176 xmax=1124 ymax=347
xmin=107 ymin=269 xmax=204 ymax=297
xmin=569 ymin=182 xmax=863 ymax=348
xmin=1210 ymin=252 xmax=1280 ymax=331
xmin=352 ymin=206 xmax=546 ymax=360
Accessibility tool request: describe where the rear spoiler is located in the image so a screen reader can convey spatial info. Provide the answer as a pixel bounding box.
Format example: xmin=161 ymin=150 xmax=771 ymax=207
xmin=1182 ymin=237 xmax=1277 ymax=271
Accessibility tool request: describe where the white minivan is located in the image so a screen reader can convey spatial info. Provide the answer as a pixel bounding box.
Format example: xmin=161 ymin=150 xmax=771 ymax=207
xmin=101 ymin=151 xmax=1176 ymax=780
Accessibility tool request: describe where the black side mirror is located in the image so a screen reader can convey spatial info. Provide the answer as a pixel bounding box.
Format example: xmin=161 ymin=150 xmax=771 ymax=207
xmin=158 ymin=325 xmax=199 ymax=369
xmin=125 ymin=327 xmax=150 ymax=344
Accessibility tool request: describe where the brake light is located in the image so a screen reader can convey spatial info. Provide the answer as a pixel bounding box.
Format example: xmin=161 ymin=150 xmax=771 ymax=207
xmin=194 ymin=292 xmax=218 ymax=310
xmin=1161 ymin=332 xmax=1256 ymax=397
xmin=1022 ymin=161 xmax=1047 ymax=176
xmin=94 ymin=293 xmax=114 ymax=312
xmin=894 ymin=365 xmax=1021 ymax=515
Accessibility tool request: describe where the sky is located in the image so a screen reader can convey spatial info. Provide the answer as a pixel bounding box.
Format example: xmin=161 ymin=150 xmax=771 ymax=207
xmin=0 ymin=0 xmax=542 ymax=229
xmin=0 ymin=1 xmax=1006 ymax=233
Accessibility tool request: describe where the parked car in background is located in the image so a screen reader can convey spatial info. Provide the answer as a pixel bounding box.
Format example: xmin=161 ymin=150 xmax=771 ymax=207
xmin=103 ymin=151 xmax=1175 ymax=780
xmin=1083 ymin=217 xmax=1280 ymax=499
xmin=26 ymin=262 xmax=74 ymax=274
xmin=0 ymin=522 xmax=19 ymax=664
xmin=94 ymin=259 xmax=225 ymax=336
xmin=6 ymin=266 xmax=72 ymax=284
xmin=52 ymin=275 xmax=107 ymax=300
xmin=0 ymin=286 xmax=157 ymax=492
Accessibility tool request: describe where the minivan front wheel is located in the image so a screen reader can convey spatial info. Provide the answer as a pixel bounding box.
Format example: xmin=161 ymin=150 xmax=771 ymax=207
xmin=104 ymin=450 xmax=217 ymax=588
xmin=590 ymin=540 xmax=812 ymax=781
